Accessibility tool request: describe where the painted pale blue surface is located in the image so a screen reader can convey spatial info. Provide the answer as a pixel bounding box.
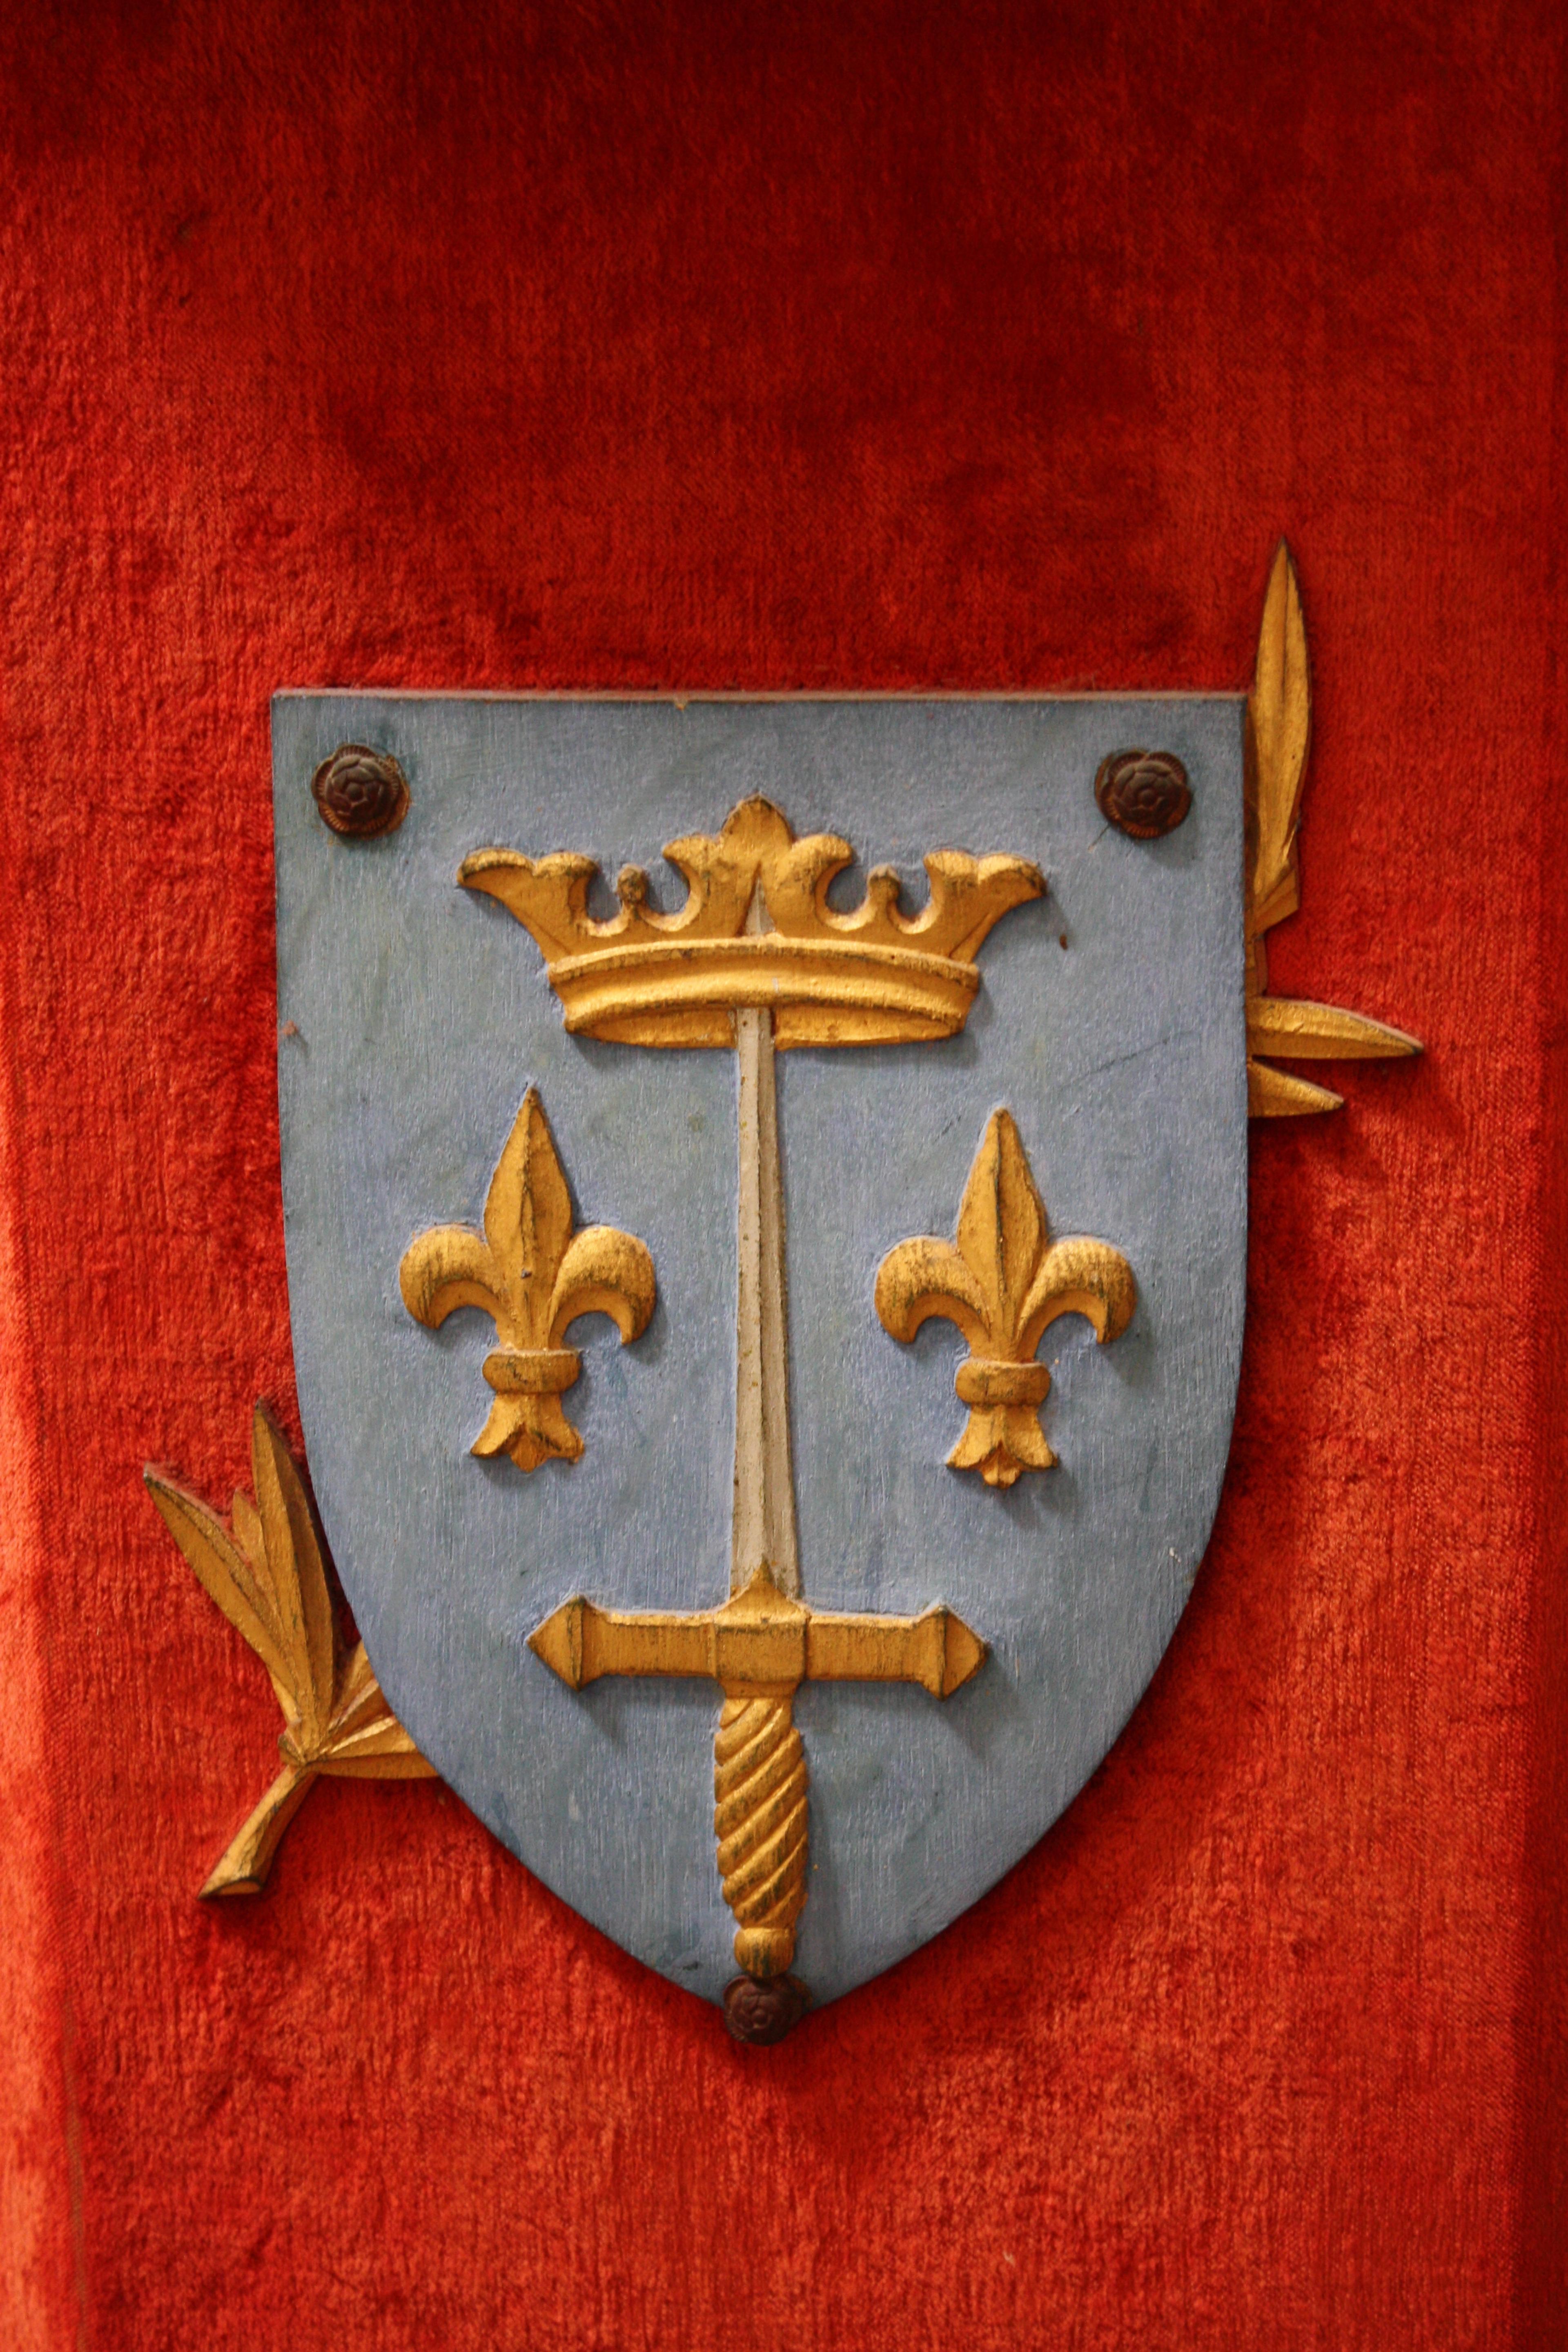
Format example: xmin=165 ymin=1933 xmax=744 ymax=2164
xmin=273 ymin=696 xmax=1247 ymax=2006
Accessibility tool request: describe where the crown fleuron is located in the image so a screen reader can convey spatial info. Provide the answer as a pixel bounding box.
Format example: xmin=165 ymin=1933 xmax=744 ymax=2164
xmin=458 ymin=795 xmax=1044 ymax=1048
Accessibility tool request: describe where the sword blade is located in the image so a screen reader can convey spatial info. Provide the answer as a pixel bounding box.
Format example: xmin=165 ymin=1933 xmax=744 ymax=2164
xmin=732 ymin=998 xmax=800 ymax=1596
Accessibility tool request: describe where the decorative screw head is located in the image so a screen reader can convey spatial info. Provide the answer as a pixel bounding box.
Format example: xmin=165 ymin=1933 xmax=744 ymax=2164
xmin=723 ymin=1973 xmax=809 ymax=2046
xmin=1094 ymin=750 xmax=1192 ymax=840
xmin=311 ymin=745 xmax=410 ymax=839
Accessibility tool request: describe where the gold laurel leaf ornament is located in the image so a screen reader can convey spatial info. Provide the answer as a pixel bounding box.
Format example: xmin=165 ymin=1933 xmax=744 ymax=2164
xmin=144 ymin=1403 xmax=435 ymax=1896
xmin=1246 ymin=542 xmax=1421 ymax=1114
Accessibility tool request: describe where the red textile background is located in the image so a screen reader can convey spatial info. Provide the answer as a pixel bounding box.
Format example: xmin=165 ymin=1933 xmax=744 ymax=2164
xmin=2 ymin=4 xmax=1562 ymax=2345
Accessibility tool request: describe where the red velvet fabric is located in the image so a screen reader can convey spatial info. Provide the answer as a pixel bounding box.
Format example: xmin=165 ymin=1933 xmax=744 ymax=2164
xmin=2 ymin=5 xmax=1562 ymax=2344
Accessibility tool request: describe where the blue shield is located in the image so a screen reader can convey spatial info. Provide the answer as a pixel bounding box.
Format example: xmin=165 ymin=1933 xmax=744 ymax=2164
xmin=273 ymin=696 xmax=1245 ymax=2007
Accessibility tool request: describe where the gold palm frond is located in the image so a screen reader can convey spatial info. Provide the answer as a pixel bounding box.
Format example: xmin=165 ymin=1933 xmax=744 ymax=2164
xmin=1245 ymin=541 xmax=1421 ymax=1116
xmin=145 ymin=1403 xmax=435 ymax=1897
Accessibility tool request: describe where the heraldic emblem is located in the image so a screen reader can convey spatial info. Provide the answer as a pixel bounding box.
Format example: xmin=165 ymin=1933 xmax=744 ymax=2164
xmin=145 ymin=551 xmax=1417 ymax=2039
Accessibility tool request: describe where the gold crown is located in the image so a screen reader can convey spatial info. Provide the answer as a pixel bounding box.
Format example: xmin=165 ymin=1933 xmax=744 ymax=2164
xmin=459 ymin=795 xmax=1044 ymax=1048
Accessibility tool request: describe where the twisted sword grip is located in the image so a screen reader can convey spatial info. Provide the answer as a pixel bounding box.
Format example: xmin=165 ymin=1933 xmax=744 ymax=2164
xmin=713 ymin=1694 xmax=808 ymax=1978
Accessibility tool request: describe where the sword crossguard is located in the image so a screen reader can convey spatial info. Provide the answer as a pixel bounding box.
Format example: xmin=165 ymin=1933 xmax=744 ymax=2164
xmin=528 ymin=1564 xmax=987 ymax=1704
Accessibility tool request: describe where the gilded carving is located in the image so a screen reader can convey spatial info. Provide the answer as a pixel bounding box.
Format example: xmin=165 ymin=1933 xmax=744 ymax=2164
xmin=530 ymin=1559 xmax=986 ymax=1984
xmin=875 ymin=1109 xmax=1136 ymax=1488
xmin=137 ymin=547 xmax=1422 ymax=2001
xmin=483 ymin=795 xmax=1033 ymax=2027
xmin=459 ymin=793 xmax=1045 ymax=1047
xmin=144 ymin=1403 xmax=435 ymax=1896
xmin=714 ymin=1694 xmax=809 ymax=1983
xmin=528 ymin=1560 xmax=987 ymax=1700
xmin=1246 ymin=543 xmax=1421 ymax=1114
xmin=399 ymin=1088 xmax=655 ymax=1472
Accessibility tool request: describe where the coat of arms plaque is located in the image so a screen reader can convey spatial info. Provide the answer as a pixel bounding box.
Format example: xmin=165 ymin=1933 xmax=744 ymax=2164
xmin=146 ymin=550 xmax=1416 ymax=2040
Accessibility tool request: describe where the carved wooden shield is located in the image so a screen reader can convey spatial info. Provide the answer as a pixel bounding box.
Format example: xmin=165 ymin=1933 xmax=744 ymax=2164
xmin=273 ymin=696 xmax=1246 ymax=2009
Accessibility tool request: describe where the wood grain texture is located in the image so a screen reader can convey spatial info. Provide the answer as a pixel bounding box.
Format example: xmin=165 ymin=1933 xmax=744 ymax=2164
xmin=0 ymin=4 xmax=1558 ymax=2345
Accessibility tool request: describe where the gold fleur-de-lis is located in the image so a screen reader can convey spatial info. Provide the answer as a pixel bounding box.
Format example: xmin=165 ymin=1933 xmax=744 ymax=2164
xmin=875 ymin=1110 xmax=1136 ymax=1489
xmin=399 ymin=1089 xmax=656 ymax=1473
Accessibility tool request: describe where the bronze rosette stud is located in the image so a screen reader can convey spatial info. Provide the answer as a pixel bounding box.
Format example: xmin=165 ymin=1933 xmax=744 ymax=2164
xmin=311 ymin=744 xmax=411 ymax=839
xmin=723 ymin=1973 xmax=811 ymax=2047
xmin=1095 ymin=750 xmax=1192 ymax=840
